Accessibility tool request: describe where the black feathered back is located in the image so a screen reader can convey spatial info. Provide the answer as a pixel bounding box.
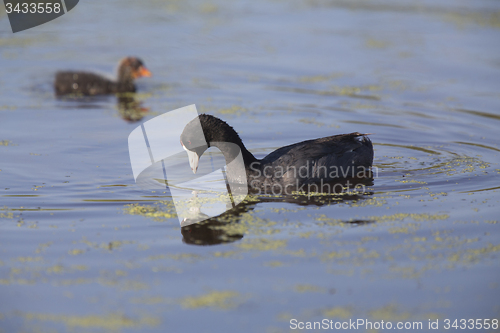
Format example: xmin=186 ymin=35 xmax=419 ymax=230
xmin=180 ymin=114 xmax=374 ymax=190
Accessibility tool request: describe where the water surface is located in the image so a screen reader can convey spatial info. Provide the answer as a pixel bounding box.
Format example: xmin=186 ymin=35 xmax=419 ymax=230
xmin=0 ymin=0 xmax=499 ymax=332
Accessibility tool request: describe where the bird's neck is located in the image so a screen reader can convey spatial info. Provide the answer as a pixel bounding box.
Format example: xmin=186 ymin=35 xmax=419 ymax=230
xmin=117 ymin=66 xmax=134 ymax=84
xmin=240 ymin=145 xmax=259 ymax=167
xmin=209 ymin=141 xmax=258 ymax=186
xmin=209 ymin=141 xmax=258 ymax=167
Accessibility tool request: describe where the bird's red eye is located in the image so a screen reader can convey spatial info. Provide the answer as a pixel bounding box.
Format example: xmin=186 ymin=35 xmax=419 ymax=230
xmin=188 ymin=141 xmax=191 ymax=145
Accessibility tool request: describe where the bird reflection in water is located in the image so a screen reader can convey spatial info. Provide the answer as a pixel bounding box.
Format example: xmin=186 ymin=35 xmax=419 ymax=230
xmin=180 ymin=177 xmax=374 ymax=246
xmin=116 ymin=94 xmax=149 ymax=122
xmin=54 ymin=93 xmax=150 ymax=122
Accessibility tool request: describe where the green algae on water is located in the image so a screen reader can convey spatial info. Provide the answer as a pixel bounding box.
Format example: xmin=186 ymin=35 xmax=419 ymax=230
xmin=21 ymin=312 xmax=160 ymax=330
xmin=179 ymin=291 xmax=240 ymax=310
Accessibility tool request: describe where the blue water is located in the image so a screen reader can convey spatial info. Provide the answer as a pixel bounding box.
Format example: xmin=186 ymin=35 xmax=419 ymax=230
xmin=0 ymin=0 xmax=499 ymax=332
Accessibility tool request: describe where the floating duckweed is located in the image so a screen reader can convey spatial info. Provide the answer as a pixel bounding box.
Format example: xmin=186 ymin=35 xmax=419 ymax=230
xmin=281 ymin=249 xmax=307 ymax=257
xmin=115 ymin=270 xmax=127 ymax=277
xmin=444 ymin=11 xmax=500 ymax=29
xmin=330 ymin=84 xmax=382 ymax=97
xmin=396 ymin=179 xmax=427 ymax=184
xmin=388 ymin=265 xmax=430 ymax=279
xmin=388 ymin=223 xmax=420 ymax=234
xmin=298 ymin=231 xmax=314 ymax=238
xmin=10 ymin=267 xmax=21 ymax=275
xmin=68 ymin=249 xmax=85 ymax=256
xmin=168 ymin=253 xmax=203 ymax=261
xmin=369 ymin=305 xmax=410 ymax=321
xmin=362 ymin=249 xmax=380 ymax=259
xmin=57 ymin=278 xmax=93 ymax=286
xmin=22 ymin=313 xmax=160 ymax=329
xmin=199 ymin=3 xmax=218 ymax=14
xmin=0 ymin=105 xmax=17 ymax=111
xmin=16 ymin=256 xmax=43 ymax=263
xmin=264 ymin=261 xmax=286 ymax=267
xmin=147 ymin=253 xmax=202 ymax=262
xmin=237 ymin=238 xmax=287 ymax=251
xmin=293 ymin=284 xmax=325 ymax=293
xmin=349 ymin=197 xmax=387 ymax=208
xmin=460 ymin=243 xmax=500 ymax=262
xmin=119 ymin=280 xmax=149 ymax=291
xmin=179 ymin=291 xmax=240 ymax=309
xmin=371 ymin=213 xmax=449 ymax=223
xmin=0 ymin=140 xmax=12 ymax=146
xmin=45 ymin=265 xmax=65 ymax=274
xmin=344 ymin=101 xmax=381 ymax=109
xmin=104 ymin=240 xmax=135 ymax=251
xmin=72 ymin=265 xmax=88 ymax=271
xmin=123 ymin=203 xmax=176 ymax=220
xmin=209 ymin=211 xmax=278 ymax=236
xmin=322 ymin=307 xmax=352 ymax=319
xmin=35 ymin=242 xmax=53 ymax=254
xmin=322 ymin=250 xmax=350 ymax=260
xmin=334 ymin=85 xmax=362 ymax=95
xmin=217 ymin=105 xmax=247 ymax=115
xmin=298 ymin=118 xmax=327 ymax=127
xmin=0 ymin=206 xmax=15 ymax=219
xmin=315 ymin=215 xmax=343 ymax=225
xmin=276 ymin=312 xmax=294 ymax=321
xmin=212 ymin=251 xmax=239 ymax=258
xmin=130 ymin=296 xmax=168 ymax=305
xmin=0 ymin=212 xmax=14 ymax=219
xmin=290 ymin=190 xmax=354 ymax=197
xmin=365 ymin=38 xmax=392 ymax=49
xmin=297 ymin=73 xmax=343 ymax=83
xmin=208 ymin=221 xmax=249 ymax=236
xmin=151 ymin=266 xmax=182 ymax=273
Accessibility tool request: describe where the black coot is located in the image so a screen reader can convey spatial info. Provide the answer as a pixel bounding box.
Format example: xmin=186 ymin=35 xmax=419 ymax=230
xmin=180 ymin=114 xmax=373 ymax=192
xmin=54 ymin=57 xmax=152 ymax=96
